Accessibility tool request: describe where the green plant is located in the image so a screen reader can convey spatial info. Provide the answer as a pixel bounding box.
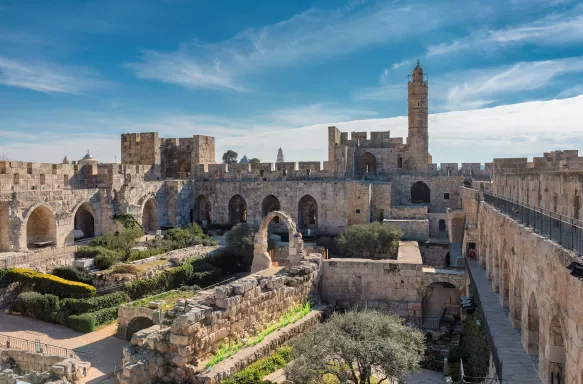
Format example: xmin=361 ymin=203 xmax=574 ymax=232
xmin=221 ymin=346 xmax=293 ymax=384
xmin=315 ymin=237 xmax=342 ymax=257
xmin=111 ymin=264 xmax=139 ymax=274
xmin=284 ymin=310 xmax=425 ymax=384
xmin=89 ymin=228 xmax=144 ymax=259
xmin=447 ymin=313 xmax=490 ymax=382
xmin=128 ymin=248 xmax=165 ymax=262
xmin=75 ymin=246 xmax=123 ymax=260
xmin=67 ymin=306 xmax=119 ymax=333
xmin=51 ymin=266 xmax=93 ymax=285
xmin=60 ymin=292 xmax=129 ymax=317
xmin=10 ymin=292 xmax=61 ymax=323
xmin=94 ymin=253 xmax=122 ymax=270
xmin=206 ymin=303 xmax=310 ymax=368
xmin=225 ymin=223 xmax=256 ymax=269
xmin=337 ymin=222 xmax=403 ymax=259
xmin=113 ymin=213 xmax=140 ymax=229
xmin=161 ymin=224 xmax=218 ymax=251
xmin=6 ymin=268 xmax=96 ymax=297
xmin=0 ymin=269 xmax=9 ymax=288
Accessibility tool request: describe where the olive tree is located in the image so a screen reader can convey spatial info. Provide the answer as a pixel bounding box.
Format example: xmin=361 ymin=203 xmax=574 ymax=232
xmin=337 ymin=222 xmax=403 ymax=259
xmin=222 ymin=150 xmax=238 ymax=164
xmin=285 ymin=310 xmax=425 ymax=384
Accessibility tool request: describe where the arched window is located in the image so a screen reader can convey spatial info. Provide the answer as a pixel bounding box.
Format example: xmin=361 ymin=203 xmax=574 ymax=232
xmin=298 ymin=195 xmax=318 ymax=230
xmin=229 ymin=195 xmax=247 ymax=224
xmin=143 ymin=199 xmax=158 ymax=232
xmin=411 ymin=181 xmax=430 ymax=203
xmin=359 ymin=152 xmax=377 ymax=175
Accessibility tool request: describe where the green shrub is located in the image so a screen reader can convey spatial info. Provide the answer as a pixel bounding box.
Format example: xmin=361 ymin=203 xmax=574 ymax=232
xmin=222 ymin=346 xmax=293 ymax=384
xmin=337 ymin=222 xmax=403 ymax=259
xmin=75 ymin=246 xmax=123 ymax=260
xmin=0 ymin=269 xmax=9 ymax=288
xmin=315 ymin=236 xmax=342 ymax=257
xmin=10 ymin=292 xmax=61 ymax=323
xmin=6 ymin=268 xmax=96 ymax=297
xmin=113 ymin=213 xmax=140 ymax=229
xmin=94 ymin=253 xmax=122 ymax=270
xmin=123 ymin=257 xmax=224 ymax=300
xmin=162 ymin=224 xmax=218 ymax=251
xmin=60 ymin=291 xmax=129 ymax=317
xmin=89 ymin=228 xmax=144 ymax=259
xmin=111 ymin=264 xmax=139 ymax=275
xmin=204 ymin=249 xmax=245 ymax=274
xmin=225 ymin=223 xmax=256 ymax=269
xmin=127 ymin=248 xmax=165 ymax=262
xmin=67 ymin=306 xmax=118 ymax=333
xmin=51 ymin=266 xmax=93 ymax=285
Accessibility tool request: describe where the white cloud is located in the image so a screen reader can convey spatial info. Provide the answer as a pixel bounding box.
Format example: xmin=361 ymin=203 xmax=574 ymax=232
xmin=0 ymin=57 xmax=109 ymax=94
xmin=127 ymin=2 xmax=468 ymax=91
xmin=3 ymin=97 xmax=583 ymax=165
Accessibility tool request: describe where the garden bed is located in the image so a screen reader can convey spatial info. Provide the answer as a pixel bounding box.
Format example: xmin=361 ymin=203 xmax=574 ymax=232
xmin=195 ymin=305 xmax=330 ymax=384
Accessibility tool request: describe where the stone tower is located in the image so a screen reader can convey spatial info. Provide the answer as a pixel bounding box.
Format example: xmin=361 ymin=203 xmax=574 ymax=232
xmin=276 ymin=147 xmax=284 ymax=163
xmin=407 ymin=60 xmax=429 ymax=171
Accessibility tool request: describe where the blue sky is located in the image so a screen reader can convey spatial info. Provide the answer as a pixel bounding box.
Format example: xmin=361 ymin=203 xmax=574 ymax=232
xmin=1 ymin=0 xmax=583 ymax=164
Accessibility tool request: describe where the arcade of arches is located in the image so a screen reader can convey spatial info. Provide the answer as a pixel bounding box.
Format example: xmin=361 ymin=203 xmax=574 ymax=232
xmin=26 ymin=205 xmax=57 ymax=249
xmin=74 ymin=202 xmax=95 ymax=239
xmin=143 ymin=199 xmax=159 ymax=232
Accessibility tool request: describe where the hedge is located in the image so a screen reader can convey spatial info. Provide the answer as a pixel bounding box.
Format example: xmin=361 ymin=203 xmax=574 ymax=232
xmin=124 ymin=257 xmax=224 ymax=300
xmin=74 ymin=246 xmax=123 ymax=259
xmin=6 ymin=268 xmax=96 ymax=297
xmin=67 ymin=307 xmax=119 ymax=333
xmin=10 ymin=291 xmax=128 ymax=332
xmin=222 ymin=346 xmax=293 ymax=384
xmin=51 ymin=266 xmax=93 ymax=285
xmin=0 ymin=269 xmax=9 ymax=288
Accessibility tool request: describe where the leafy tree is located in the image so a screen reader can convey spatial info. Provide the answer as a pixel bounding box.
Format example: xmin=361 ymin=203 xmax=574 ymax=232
xmin=249 ymin=158 xmax=261 ymax=164
xmin=337 ymin=222 xmax=403 ymax=259
xmin=89 ymin=227 xmax=143 ymax=260
xmin=222 ymin=150 xmax=238 ymax=164
xmin=225 ymin=223 xmax=256 ymax=268
xmin=285 ymin=310 xmax=425 ymax=384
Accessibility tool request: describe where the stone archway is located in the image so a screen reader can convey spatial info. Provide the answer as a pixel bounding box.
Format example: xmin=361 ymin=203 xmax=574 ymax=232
xmin=126 ymin=317 xmax=154 ymax=341
xmin=0 ymin=202 xmax=10 ymax=252
xmin=510 ymin=270 xmax=523 ymax=329
xmin=298 ymin=195 xmax=318 ymax=231
xmin=411 ymin=181 xmax=430 ymax=204
xmin=546 ymin=314 xmax=567 ymax=383
xmin=359 ymin=152 xmax=377 ymax=175
xmin=251 ymin=211 xmax=304 ymax=273
xmin=178 ymin=159 xmax=190 ymax=178
xmin=74 ymin=202 xmax=95 ymax=239
xmin=194 ymin=194 xmax=212 ymax=224
xmin=26 ymin=205 xmax=57 ymax=249
xmin=525 ymin=292 xmax=540 ymax=357
xmin=142 ymin=198 xmax=158 ymax=232
xmin=228 ymin=194 xmax=247 ymax=224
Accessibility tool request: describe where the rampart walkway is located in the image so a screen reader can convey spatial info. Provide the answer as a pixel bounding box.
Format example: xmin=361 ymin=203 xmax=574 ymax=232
xmin=466 ymin=258 xmax=540 ymax=384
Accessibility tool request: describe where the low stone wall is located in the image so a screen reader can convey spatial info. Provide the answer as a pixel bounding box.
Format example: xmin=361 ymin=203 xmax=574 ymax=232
xmin=384 ymin=219 xmax=429 ymax=241
xmin=0 ymin=349 xmax=86 ymax=384
xmin=390 ymin=206 xmax=428 ymax=219
xmin=272 ymin=243 xmax=324 ymax=265
xmin=117 ymin=254 xmax=323 ymax=384
xmin=419 ymin=243 xmax=450 ymax=267
xmin=0 ymin=246 xmax=77 ymax=273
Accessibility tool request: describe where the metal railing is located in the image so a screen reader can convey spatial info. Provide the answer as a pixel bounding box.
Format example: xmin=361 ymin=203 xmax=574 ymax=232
xmin=460 ymin=359 xmax=504 ymax=383
xmin=465 ymin=262 xmax=503 ymax=380
xmin=0 ymin=334 xmax=76 ymax=359
xmin=483 ymin=192 xmax=583 ymax=254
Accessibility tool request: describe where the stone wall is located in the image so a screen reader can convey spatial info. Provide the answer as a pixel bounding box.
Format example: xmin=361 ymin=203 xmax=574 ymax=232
xmin=384 ymin=219 xmax=429 ymax=241
xmin=477 ymin=203 xmax=583 ymax=384
xmin=390 ymin=175 xmax=463 ymax=213
xmin=418 ymin=243 xmax=449 ymax=267
xmin=117 ymin=254 xmax=323 ymax=384
xmin=0 ymin=246 xmax=77 ymax=272
xmin=0 ymin=350 xmax=85 ymax=384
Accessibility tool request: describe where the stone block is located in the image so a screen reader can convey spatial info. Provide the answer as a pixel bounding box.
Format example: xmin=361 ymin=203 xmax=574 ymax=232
xmin=170 ymin=334 xmax=190 ymax=346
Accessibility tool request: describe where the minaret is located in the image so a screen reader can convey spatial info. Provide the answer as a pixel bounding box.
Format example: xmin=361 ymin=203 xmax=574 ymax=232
xmin=276 ymin=147 xmax=284 ymax=163
xmin=407 ymin=60 xmax=429 ymax=171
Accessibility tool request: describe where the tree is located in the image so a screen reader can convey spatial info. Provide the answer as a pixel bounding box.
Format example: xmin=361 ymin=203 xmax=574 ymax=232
xmin=222 ymin=150 xmax=238 ymax=164
xmin=249 ymin=157 xmax=261 ymax=164
xmin=285 ymin=310 xmax=425 ymax=384
xmin=338 ymin=222 xmax=403 ymax=259
xmin=225 ymin=223 xmax=256 ymax=268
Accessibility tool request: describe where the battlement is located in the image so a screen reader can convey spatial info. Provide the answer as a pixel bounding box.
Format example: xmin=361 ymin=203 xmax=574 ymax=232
xmin=493 ymin=150 xmax=583 ymax=175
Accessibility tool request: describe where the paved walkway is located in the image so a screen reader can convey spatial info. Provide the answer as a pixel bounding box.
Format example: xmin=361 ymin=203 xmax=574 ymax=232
xmin=0 ymin=312 xmax=126 ymax=384
xmin=466 ymin=258 xmax=541 ymax=383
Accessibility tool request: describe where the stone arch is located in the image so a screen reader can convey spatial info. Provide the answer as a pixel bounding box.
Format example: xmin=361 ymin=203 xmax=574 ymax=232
xmin=546 ymin=313 xmax=567 ymax=383
xmin=359 ymin=152 xmax=377 ymax=175
xmin=178 ymin=159 xmax=190 ymax=177
xmin=0 ymin=202 xmax=10 ymax=252
xmin=194 ymin=194 xmax=212 ymax=224
xmin=251 ymin=211 xmax=303 ymax=273
xmin=73 ymin=202 xmax=95 ymax=239
xmin=411 ymin=181 xmax=430 ymax=204
xmin=142 ymin=198 xmax=159 ymax=232
xmin=298 ymin=195 xmax=318 ymax=231
xmin=525 ymin=291 xmax=540 ymax=356
xmin=422 ymin=281 xmax=462 ymax=320
xmin=510 ymin=270 xmax=523 ymax=329
xmin=228 ymin=194 xmax=247 ymax=224
xmin=499 ymin=256 xmax=510 ymax=307
xmin=25 ymin=204 xmax=57 ymax=249
xmin=126 ymin=317 xmax=154 ymax=341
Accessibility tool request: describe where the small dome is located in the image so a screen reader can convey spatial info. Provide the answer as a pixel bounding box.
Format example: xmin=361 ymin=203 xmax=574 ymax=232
xmin=78 ymin=150 xmax=99 ymax=165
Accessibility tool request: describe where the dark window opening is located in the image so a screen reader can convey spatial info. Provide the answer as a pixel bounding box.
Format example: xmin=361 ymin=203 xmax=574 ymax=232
xmin=444 ymin=193 xmax=450 ymax=200
xmin=356 ymin=209 xmax=360 ymax=214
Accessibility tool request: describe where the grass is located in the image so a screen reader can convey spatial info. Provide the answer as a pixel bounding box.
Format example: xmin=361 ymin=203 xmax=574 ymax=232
xmin=127 ymin=289 xmax=196 ymax=309
xmin=205 ymin=302 xmax=311 ymax=369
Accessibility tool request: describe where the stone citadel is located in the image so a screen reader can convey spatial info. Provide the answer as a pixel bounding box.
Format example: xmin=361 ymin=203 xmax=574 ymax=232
xmin=1 ymin=62 xmax=582 ymax=384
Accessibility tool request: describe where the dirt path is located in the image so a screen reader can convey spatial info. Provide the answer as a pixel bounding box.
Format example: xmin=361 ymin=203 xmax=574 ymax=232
xmin=0 ymin=312 xmax=126 ymax=384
